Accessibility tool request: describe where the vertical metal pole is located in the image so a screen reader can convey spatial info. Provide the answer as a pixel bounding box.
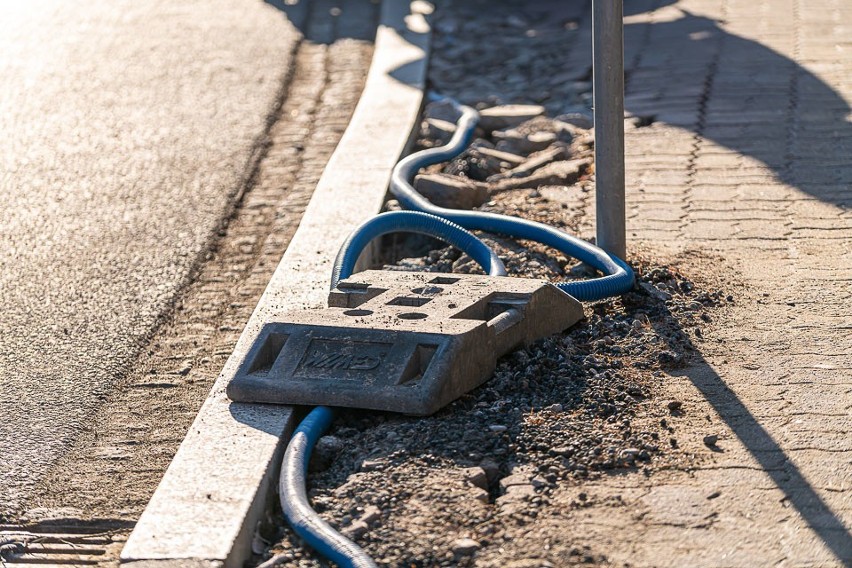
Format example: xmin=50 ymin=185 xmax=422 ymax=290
xmin=593 ymin=0 xmax=626 ymax=259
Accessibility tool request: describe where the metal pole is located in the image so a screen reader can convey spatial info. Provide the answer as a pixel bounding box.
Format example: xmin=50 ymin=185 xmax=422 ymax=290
xmin=592 ymin=0 xmax=626 ymax=259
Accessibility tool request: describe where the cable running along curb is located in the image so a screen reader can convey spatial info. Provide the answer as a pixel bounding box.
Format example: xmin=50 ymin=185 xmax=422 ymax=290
xmin=279 ymin=97 xmax=634 ymax=567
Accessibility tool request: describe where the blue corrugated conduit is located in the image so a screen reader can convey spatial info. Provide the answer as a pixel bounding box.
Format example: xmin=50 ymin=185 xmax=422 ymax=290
xmin=281 ymin=211 xmax=507 ymax=568
xmin=390 ymin=96 xmax=634 ymax=302
xmin=279 ymin=96 xmax=634 ymax=567
xmin=332 ymin=209 xmax=508 ymax=287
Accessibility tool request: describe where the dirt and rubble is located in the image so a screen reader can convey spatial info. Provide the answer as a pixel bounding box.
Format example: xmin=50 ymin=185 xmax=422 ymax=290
xmin=255 ymin=90 xmax=738 ymax=568
xmin=256 ymin=0 xmax=852 ymax=564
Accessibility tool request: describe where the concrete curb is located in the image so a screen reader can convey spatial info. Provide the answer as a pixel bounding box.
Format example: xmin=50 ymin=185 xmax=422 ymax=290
xmin=119 ymin=1 xmax=432 ymax=566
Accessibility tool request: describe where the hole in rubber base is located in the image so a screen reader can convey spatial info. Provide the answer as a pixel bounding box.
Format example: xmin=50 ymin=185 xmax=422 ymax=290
xmin=344 ymin=309 xmax=373 ymax=316
xmin=397 ymin=312 xmax=428 ymax=320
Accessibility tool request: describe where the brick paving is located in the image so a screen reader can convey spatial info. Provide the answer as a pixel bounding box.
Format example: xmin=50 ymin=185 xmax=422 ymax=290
xmin=16 ymin=1 xmax=849 ymax=564
xmin=567 ymin=0 xmax=852 ymax=564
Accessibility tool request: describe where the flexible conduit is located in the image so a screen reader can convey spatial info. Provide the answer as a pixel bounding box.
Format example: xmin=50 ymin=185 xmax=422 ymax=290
xmin=391 ymin=97 xmax=633 ymax=302
xmin=332 ymin=210 xmax=507 ymax=287
xmin=279 ymin=97 xmax=635 ymax=566
xmin=281 ymin=210 xmax=507 ymax=568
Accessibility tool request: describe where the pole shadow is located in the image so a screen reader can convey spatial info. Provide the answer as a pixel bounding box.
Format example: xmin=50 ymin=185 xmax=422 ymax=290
xmin=651 ymin=305 xmax=852 ymax=563
xmin=620 ymin=1 xmax=851 ymax=208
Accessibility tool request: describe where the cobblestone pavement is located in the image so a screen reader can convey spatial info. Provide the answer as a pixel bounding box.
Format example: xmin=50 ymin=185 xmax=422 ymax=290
xmin=561 ymin=0 xmax=852 ymax=564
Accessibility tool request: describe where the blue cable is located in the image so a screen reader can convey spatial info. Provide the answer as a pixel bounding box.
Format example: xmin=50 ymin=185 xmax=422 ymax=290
xmin=332 ymin=210 xmax=507 ymax=288
xmin=279 ymin=96 xmax=635 ymax=567
xmin=280 ymin=211 xmax=506 ymax=568
xmin=279 ymin=406 xmax=379 ymax=568
xmin=390 ymin=96 xmax=634 ymax=301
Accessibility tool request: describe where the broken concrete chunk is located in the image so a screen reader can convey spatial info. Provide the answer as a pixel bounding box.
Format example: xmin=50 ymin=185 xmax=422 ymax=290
xmin=490 ymin=145 xmax=570 ymax=181
xmin=422 ymin=117 xmax=457 ymax=145
xmin=478 ymin=104 xmax=546 ymax=132
xmin=494 ymin=130 xmax=557 ymax=155
xmin=493 ymin=158 xmax=591 ymax=191
xmin=414 ymin=173 xmax=490 ymax=209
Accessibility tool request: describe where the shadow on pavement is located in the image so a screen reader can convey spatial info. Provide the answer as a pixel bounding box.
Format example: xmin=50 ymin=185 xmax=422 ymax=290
xmin=652 ymin=318 xmax=852 ymax=562
xmin=623 ymin=3 xmax=852 ymax=558
xmin=264 ymin=0 xmax=379 ymax=44
xmin=621 ymin=1 xmax=852 ymax=208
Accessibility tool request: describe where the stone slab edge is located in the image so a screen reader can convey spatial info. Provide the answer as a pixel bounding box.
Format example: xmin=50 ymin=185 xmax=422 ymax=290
xmin=119 ymin=1 xmax=432 ymax=566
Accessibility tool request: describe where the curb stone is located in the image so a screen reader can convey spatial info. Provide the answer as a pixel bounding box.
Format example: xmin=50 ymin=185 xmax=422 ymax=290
xmin=120 ymin=1 xmax=432 ymax=565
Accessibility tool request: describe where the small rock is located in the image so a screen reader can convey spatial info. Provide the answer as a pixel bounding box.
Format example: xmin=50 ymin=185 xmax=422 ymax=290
xmin=530 ymin=475 xmax=548 ymax=489
xmin=546 ymin=403 xmax=563 ymax=413
xmin=383 ymin=199 xmax=403 ymax=212
xmin=342 ymin=520 xmax=369 ymax=539
xmin=414 ymin=173 xmax=489 ymax=209
xmin=478 ymin=104 xmax=546 ymax=132
xmin=451 ymin=538 xmax=481 ymax=557
xmin=492 ymin=159 xmax=590 ymax=191
xmin=479 ymin=458 xmax=501 ymax=482
xmin=569 ymin=262 xmax=598 ymax=278
xmin=310 ymin=435 xmax=344 ymax=472
xmin=493 ymin=129 xmax=557 ymax=155
xmin=703 ymin=434 xmax=719 ymax=447
xmin=422 ymin=117 xmax=457 ymax=144
xmin=463 ymin=467 xmax=489 ymax=490
xmin=358 ymin=505 xmax=382 ymax=525
xmin=488 ymin=424 xmax=508 ymax=434
xmin=619 ymin=448 xmax=640 ymax=462
xmin=359 ymin=459 xmax=384 ymax=472
xmin=424 ymin=99 xmax=462 ymax=123
xmin=640 ymin=281 xmax=672 ymax=301
xmin=666 ymin=400 xmax=683 ymax=413
xmin=555 ymin=112 xmax=594 ymax=129
xmin=658 ymin=350 xmax=681 ymax=365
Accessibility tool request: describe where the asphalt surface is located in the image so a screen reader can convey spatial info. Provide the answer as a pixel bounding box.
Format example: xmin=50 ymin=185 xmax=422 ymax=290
xmin=0 ymin=0 xmax=299 ymax=518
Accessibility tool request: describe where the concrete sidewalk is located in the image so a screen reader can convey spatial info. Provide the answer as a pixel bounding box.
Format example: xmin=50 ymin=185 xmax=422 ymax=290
xmin=566 ymin=0 xmax=852 ymax=564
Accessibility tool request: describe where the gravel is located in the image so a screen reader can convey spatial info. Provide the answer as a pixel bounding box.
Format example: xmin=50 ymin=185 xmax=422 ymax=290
xmin=255 ymin=105 xmax=731 ymax=565
xmin=252 ymin=2 xmax=734 ymax=566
